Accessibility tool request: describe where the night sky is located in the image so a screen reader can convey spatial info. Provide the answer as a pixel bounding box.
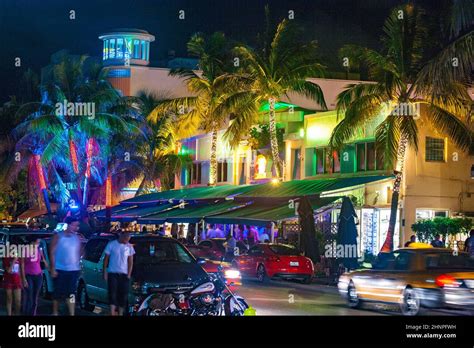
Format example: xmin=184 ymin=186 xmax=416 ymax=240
xmin=0 ymin=0 xmax=445 ymax=103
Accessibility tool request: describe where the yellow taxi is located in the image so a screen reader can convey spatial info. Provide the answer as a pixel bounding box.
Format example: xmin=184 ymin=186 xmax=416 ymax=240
xmin=338 ymin=244 xmax=474 ymax=315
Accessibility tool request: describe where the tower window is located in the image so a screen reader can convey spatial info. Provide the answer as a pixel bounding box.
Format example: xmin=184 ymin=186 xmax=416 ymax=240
xmin=141 ymin=41 xmax=147 ymax=60
xmin=109 ymin=39 xmax=116 ymax=59
xmin=133 ymin=40 xmax=141 ymax=59
xmin=116 ymin=38 xmax=124 ymax=59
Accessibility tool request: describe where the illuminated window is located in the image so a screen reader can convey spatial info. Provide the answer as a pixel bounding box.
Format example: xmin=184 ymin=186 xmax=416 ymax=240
xmin=141 ymin=41 xmax=147 ymax=60
xmin=356 ymin=142 xmax=381 ymax=171
xmin=116 ymin=38 xmax=124 ymax=59
xmin=109 ymin=39 xmax=116 ymax=59
xmin=425 ymin=137 xmax=445 ymax=162
xmin=133 ymin=39 xmax=140 ymax=59
xmin=103 ymin=40 xmax=108 ymax=60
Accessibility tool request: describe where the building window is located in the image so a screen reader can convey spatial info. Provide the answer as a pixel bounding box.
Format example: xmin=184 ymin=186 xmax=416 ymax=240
xmin=356 ymin=142 xmax=382 ymax=171
xmin=141 ymin=41 xmax=147 ymax=60
xmin=109 ymin=39 xmax=116 ymax=59
xmin=116 ymin=38 xmax=124 ymax=59
xmin=316 ymin=148 xmax=324 ymax=174
xmin=357 ymin=143 xmax=366 ymax=171
xmin=103 ymin=40 xmax=108 ymax=60
xmin=425 ymin=137 xmax=445 ymax=162
xmin=367 ymin=142 xmax=376 ymax=170
xmin=331 ymin=150 xmax=341 ymax=173
xmin=217 ymin=161 xmax=228 ymax=182
xmin=191 ymin=162 xmax=202 ymax=185
xmin=416 ymin=209 xmax=448 ymax=220
xmin=133 ymin=39 xmax=141 ymax=59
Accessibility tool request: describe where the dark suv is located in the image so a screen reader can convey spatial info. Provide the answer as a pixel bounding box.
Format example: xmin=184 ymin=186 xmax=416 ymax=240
xmin=77 ymin=234 xmax=210 ymax=313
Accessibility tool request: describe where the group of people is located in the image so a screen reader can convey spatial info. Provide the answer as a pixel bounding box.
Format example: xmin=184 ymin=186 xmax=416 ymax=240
xmin=203 ymin=224 xmax=270 ymax=244
xmin=1 ymin=216 xmax=135 ymax=316
xmin=404 ymin=230 xmax=474 ymax=257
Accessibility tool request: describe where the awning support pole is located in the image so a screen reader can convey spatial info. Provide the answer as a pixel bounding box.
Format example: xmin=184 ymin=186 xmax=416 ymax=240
xmin=195 ymin=223 xmax=199 ymax=244
xmin=271 ymin=222 xmax=275 ymax=243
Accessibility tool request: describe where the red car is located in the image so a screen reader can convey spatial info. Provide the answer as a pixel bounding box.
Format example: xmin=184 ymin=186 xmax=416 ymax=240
xmin=234 ymin=244 xmax=314 ymax=283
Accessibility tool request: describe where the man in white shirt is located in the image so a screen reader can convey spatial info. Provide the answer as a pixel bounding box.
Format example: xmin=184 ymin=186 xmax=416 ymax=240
xmin=103 ymin=230 xmax=135 ymax=316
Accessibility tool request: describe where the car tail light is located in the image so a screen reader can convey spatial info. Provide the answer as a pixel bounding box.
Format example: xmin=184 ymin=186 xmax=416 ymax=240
xmin=435 ymin=274 xmax=461 ymax=288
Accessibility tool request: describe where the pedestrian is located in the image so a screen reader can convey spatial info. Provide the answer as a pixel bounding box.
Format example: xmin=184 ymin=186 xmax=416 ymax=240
xmin=23 ymin=236 xmax=48 ymax=315
xmin=404 ymin=235 xmax=416 ymax=247
xmin=214 ymin=225 xmax=224 ymax=238
xmin=50 ymin=216 xmax=82 ymax=316
xmin=2 ymin=248 xmax=27 ymax=315
xmin=464 ymin=230 xmax=474 ymax=253
xmin=207 ymin=224 xmax=217 ymax=239
xmin=259 ymin=230 xmax=270 ymax=243
xmin=431 ymin=234 xmax=444 ymax=248
xmin=157 ymin=226 xmax=166 ymax=237
xmin=242 ymin=238 xmax=250 ymax=251
xmin=223 ymin=233 xmax=237 ymax=262
xmin=103 ymin=230 xmax=135 ymax=316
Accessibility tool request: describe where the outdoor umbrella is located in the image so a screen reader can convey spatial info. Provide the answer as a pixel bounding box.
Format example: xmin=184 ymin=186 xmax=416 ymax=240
xmin=297 ymin=196 xmax=319 ymax=263
xmin=336 ymin=197 xmax=359 ymax=270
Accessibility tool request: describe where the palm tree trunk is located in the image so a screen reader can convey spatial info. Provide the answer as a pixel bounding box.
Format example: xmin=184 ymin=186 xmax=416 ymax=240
xmin=209 ymin=127 xmax=218 ymax=186
xmin=380 ymin=134 xmax=408 ymax=253
xmin=105 ymin=173 xmax=112 ymax=229
xmin=68 ymin=137 xmax=83 ymax=206
xmin=268 ymin=98 xmax=282 ymax=179
xmin=33 ymin=154 xmax=52 ymax=215
xmin=82 ymin=138 xmax=94 ymax=208
xmin=135 ymin=174 xmax=149 ymax=197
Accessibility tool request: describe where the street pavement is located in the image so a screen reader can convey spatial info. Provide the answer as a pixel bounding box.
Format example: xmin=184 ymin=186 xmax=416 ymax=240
xmin=0 ymin=279 xmax=468 ymax=316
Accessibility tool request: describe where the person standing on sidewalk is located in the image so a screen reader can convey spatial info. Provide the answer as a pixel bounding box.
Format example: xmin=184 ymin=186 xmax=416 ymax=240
xmin=50 ymin=216 xmax=82 ymax=316
xmin=23 ymin=236 xmax=48 ymax=315
xmin=103 ymin=230 xmax=135 ymax=316
xmin=1 ymin=254 xmax=27 ymax=315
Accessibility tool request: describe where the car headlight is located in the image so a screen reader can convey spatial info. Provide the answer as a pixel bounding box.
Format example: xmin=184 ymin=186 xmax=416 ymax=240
xmin=224 ymin=269 xmax=241 ymax=280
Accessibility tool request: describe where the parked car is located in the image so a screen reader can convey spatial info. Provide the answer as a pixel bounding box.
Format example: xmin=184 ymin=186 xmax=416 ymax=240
xmin=233 ymin=243 xmax=314 ymax=283
xmin=338 ymin=247 xmax=474 ymax=315
xmin=77 ymin=234 xmax=210 ymax=314
xmin=186 ymin=238 xmax=248 ymax=261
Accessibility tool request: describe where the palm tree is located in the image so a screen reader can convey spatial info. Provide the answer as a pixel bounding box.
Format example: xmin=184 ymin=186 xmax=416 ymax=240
xmin=130 ymin=92 xmax=185 ymax=195
xmin=228 ymin=15 xmax=327 ymax=179
xmin=329 ymin=4 xmax=473 ymax=252
xmin=152 ymin=32 xmax=256 ymax=186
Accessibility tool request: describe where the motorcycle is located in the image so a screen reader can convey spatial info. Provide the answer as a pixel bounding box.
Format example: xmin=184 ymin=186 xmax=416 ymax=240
xmin=134 ymin=265 xmax=249 ymax=316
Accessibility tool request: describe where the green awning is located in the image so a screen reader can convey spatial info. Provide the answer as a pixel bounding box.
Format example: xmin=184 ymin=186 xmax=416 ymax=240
xmin=238 ymin=175 xmax=392 ymax=199
xmin=93 ymin=205 xmax=138 ymax=219
xmin=120 ymin=185 xmax=255 ymax=205
xmin=111 ymin=203 xmax=175 ymax=222
xmin=205 ymin=197 xmax=341 ymax=227
xmin=118 ymin=175 xmax=393 ymax=205
xmin=137 ymin=201 xmax=248 ymax=224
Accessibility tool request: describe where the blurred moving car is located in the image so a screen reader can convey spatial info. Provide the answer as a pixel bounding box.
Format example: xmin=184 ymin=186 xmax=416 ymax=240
xmin=186 ymin=238 xmax=248 ymax=261
xmin=233 ymin=243 xmax=314 ymax=283
xmin=338 ymin=247 xmax=474 ymax=315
